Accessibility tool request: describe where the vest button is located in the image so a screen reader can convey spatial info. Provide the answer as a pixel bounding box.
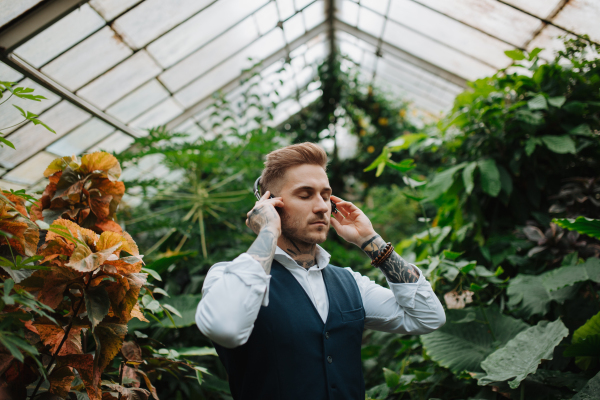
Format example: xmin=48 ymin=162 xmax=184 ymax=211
xmin=325 ymin=331 xmax=330 ymax=339
xmin=327 ymin=356 xmax=333 ymax=364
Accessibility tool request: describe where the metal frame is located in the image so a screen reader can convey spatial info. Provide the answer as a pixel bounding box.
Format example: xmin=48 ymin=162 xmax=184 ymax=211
xmin=166 ymin=21 xmax=330 ymax=130
xmin=3 ymin=53 xmax=144 ymax=139
xmin=0 ymin=0 xmax=91 ymax=53
xmin=334 ymin=19 xmax=467 ymax=88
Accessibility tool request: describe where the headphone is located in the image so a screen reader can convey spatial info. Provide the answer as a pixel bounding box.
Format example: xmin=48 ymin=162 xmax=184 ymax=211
xmin=254 ymin=176 xmax=338 ymax=214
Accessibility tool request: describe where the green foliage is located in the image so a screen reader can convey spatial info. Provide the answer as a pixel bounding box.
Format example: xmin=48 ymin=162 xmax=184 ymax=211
xmin=421 ymin=307 xmax=528 ymax=373
xmin=0 ymin=81 xmax=54 ymax=149
xmin=478 ymin=319 xmax=569 ymax=389
xmin=554 ymin=217 xmax=600 ymax=239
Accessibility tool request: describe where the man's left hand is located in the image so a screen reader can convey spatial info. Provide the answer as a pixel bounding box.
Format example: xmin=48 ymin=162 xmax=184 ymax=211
xmin=330 ymin=195 xmax=377 ymax=247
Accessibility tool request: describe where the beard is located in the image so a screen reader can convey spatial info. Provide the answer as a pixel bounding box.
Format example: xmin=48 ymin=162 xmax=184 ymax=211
xmin=280 ymin=209 xmax=329 ymax=246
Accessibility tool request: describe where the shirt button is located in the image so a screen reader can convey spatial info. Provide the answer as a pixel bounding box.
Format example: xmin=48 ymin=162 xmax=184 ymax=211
xmin=325 ymin=332 xmax=330 ymax=339
xmin=327 ymin=356 xmax=333 ymax=364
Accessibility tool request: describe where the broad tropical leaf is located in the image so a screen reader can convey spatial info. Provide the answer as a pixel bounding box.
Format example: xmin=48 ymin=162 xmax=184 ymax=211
xmin=478 ymin=159 xmax=501 ymax=197
xmin=506 ymin=273 xmax=578 ymax=318
xmin=479 ymin=319 xmax=568 ymax=389
xmin=424 ymin=163 xmax=467 ymax=201
xmin=421 ymin=307 xmax=528 ymax=373
xmin=553 ymin=217 xmax=600 ymax=239
xmin=542 ymin=257 xmax=600 ymax=291
xmin=160 ymin=294 xmax=203 ymax=328
xmin=572 ymin=372 xmax=600 ymax=400
xmin=565 ymin=311 xmax=600 ymax=370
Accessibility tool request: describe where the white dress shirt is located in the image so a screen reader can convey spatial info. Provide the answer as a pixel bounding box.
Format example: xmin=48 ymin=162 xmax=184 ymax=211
xmin=196 ymin=245 xmax=446 ymax=349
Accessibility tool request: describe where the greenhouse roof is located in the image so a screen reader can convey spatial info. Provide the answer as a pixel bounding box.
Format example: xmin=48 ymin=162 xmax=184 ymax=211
xmin=0 ymin=0 xmax=598 ymax=190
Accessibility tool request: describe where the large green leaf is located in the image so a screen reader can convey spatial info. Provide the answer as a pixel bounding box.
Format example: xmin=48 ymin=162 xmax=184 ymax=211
xmin=572 ymin=372 xmax=600 ymax=400
xmin=462 ymin=161 xmax=477 ymax=195
xmin=541 ymin=135 xmax=576 ymax=154
xmin=553 ymin=217 xmax=600 ymax=239
xmin=564 ymin=312 xmax=600 ymax=368
xmin=424 ymin=163 xmax=467 ymax=201
xmin=421 ymin=307 xmax=528 ymax=373
xmin=84 ymin=286 xmax=110 ymax=331
xmin=478 ymin=319 xmax=568 ymax=389
xmin=478 ymin=159 xmax=501 ymax=197
xmin=506 ymin=273 xmax=578 ymax=318
xmin=542 ymin=257 xmax=600 ymax=292
xmin=160 ymin=294 xmax=202 ymax=328
xmin=574 ymin=311 xmax=600 ymax=343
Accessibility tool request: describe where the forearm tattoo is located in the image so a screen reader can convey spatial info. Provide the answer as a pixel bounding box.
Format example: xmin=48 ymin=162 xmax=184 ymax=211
xmin=247 ymin=228 xmax=278 ymax=275
xmin=361 ymin=235 xmax=420 ymax=283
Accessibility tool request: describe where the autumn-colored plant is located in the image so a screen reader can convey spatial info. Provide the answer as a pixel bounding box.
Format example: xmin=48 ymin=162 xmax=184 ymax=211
xmin=0 ymin=152 xmax=199 ymax=400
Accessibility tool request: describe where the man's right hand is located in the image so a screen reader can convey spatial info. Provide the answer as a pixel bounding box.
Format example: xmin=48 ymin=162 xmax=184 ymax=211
xmin=246 ymin=191 xmax=283 ymax=237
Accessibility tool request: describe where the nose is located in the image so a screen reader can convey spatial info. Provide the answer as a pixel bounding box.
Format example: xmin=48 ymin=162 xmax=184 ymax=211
xmin=314 ymin=196 xmax=329 ymax=214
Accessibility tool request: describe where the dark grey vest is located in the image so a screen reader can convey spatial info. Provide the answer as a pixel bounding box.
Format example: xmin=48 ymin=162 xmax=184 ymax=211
xmin=214 ymin=259 xmax=365 ymax=399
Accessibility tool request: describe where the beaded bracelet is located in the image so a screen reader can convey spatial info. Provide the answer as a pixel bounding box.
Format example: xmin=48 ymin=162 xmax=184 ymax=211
xmin=371 ymin=242 xmax=394 ymax=267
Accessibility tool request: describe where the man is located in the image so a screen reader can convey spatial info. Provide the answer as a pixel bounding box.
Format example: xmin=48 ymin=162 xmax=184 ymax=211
xmin=195 ymin=142 xmax=445 ymax=400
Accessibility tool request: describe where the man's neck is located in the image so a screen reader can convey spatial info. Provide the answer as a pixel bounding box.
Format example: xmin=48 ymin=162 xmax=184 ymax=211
xmin=277 ymin=235 xmax=317 ymax=269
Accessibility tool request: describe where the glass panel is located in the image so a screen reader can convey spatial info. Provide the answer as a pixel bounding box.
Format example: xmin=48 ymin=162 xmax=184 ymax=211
xmin=0 ymin=62 xmax=23 ymax=82
xmin=0 ymin=101 xmax=90 ymax=168
xmin=340 ymin=41 xmax=364 ymax=64
xmin=299 ymin=89 xmax=321 ymax=107
xmin=14 ymin=4 xmax=105 ymax=68
xmin=284 ymin=11 xmax=305 ymax=42
xmin=112 ymin=0 xmax=214 ymax=49
xmin=502 ymin=0 xmax=563 ymax=19
xmin=89 ymin=0 xmax=142 ymax=21
xmin=295 ymin=0 xmax=314 ymax=10
xmin=41 ymin=26 xmax=133 ymax=91
xmin=383 ymin=20 xmax=496 ymax=81
xmin=77 ymin=50 xmax=162 ymax=109
xmin=130 ymin=98 xmax=184 ymax=131
xmin=413 ymin=0 xmax=541 ymax=47
xmin=159 ymin=18 xmax=259 ymax=92
xmin=106 ymin=79 xmax=170 ymax=123
xmin=277 ymin=0 xmax=295 ymax=20
xmin=0 ymin=179 xmax=28 ymax=191
xmin=2 ymin=152 xmax=57 ymax=186
xmin=305 ymin=40 xmax=327 ymax=64
xmin=89 ymin=131 xmax=135 ymax=153
xmin=175 ymin=29 xmax=286 ymax=108
xmin=357 ymin=6 xmax=384 ymax=37
xmin=388 ymin=0 xmax=514 ymax=69
xmin=0 ymin=78 xmax=61 ymax=135
xmin=303 ymin=0 xmax=325 ymax=31
xmin=296 ymin=66 xmax=315 ymax=88
xmin=527 ymin=25 xmax=570 ymax=61
xmin=362 ymin=0 xmax=389 ymax=15
xmin=337 ymin=0 xmax=359 ymax=26
xmin=47 ymin=118 xmax=115 ymax=156
xmin=255 ymin=2 xmax=280 ymax=35
xmin=553 ymin=0 xmax=600 ymax=43
xmin=147 ymin=0 xmax=269 ymax=68
xmin=0 ymin=0 xmax=43 ymax=27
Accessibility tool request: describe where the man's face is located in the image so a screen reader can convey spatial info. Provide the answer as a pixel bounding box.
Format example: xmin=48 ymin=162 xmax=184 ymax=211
xmin=276 ymin=164 xmax=332 ymax=245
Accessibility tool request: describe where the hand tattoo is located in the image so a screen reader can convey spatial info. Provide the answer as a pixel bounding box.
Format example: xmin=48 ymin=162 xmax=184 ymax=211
xmin=247 ymin=205 xmax=279 ymax=235
xmin=247 ymin=228 xmax=278 ymax=275
xmin=361 ymin=235 xmax=420 ymax=283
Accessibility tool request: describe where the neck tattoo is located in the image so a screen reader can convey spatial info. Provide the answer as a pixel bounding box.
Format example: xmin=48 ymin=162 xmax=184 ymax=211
xmin=283 ymin=237 xmax=317 ymax=270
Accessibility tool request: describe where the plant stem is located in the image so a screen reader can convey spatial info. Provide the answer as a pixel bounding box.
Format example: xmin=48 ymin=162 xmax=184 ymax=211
xmin=520 ymin=383 xmax=525 ymax=400
xmin=29 ymin=271 xmax=94 ymax=399
xmin=1 ymin=118 xmax=28 ymax=131
xmin=403 ymin=172 xmax=433 ymax=241
xmin=479 ymin=303 xmax=497 ymax=342
xmin=0 ymin=92 xmax=13 ymax=107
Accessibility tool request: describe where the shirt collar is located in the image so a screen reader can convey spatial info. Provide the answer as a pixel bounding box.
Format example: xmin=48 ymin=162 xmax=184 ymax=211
xmin=274 ymin=244 xmax=331 ymax=271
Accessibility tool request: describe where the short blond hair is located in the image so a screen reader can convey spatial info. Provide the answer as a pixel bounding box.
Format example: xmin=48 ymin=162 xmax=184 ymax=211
xmin=260 ymin=142 xmax=328 ymax=195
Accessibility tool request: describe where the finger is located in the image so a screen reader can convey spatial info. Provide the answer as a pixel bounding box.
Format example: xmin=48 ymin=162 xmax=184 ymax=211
xmin=330 ymin=216 xmax=342 ymax=232
xmin=332 ymin=207 xmax=346 ymax=222
xmin=261 ymin=190 xmax=271 ymax=200
xmin=265 ymin=197 xmax=284 ymax=207
xmin=245 ymin=218 xmax=249 ymax=227
xmin=335 ymin=200 xmax=360 ymax=215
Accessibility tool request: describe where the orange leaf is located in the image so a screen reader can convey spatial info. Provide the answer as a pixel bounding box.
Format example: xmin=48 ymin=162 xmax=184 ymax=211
xmin=92 ymin=322 xmax=128 ymax=389
xmin=48 ymin=365 xmax=75 ymax=398
xmin=57 ymin=354 xmax=98 ymax=400
xmin=47 ymin=218 xmax=99 ymax=246
xmin=96 ymin=231 xmax=125 ymax=253
xmin=103 ymin=257 xmax=143 ymax=274
xmin=35 ymin=321 xmax=83 ymax=356
xmin=66 ymin=243 xmax=120 ymax=273
xmin=44 ymin=155 xmax=78 ymax=177
xmin=80 ymin=152 xmax=121 ymax=181
xmin=31 ymin=266 xmax=82 ymax=309
xmin=95 ymin=219 xmax=122 ymax=234
xmin=130 ymin=303 xmax=149 ymax=323
xmin=121 ymin=341 xmax=142 ymax=362
xmin=0 ymin=199 xmax=39 ymax=257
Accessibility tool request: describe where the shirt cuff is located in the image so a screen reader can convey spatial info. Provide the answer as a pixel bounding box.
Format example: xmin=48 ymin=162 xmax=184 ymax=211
xmin=224 ymin=253 xmax=271 ymax=307
xmin=387 ymin=265 xmax=426 ymax=309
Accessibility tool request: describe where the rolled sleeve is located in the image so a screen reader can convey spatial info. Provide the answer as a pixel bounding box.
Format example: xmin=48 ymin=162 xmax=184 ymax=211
xmin=222 ymin=253 xmax=271 ymax=306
